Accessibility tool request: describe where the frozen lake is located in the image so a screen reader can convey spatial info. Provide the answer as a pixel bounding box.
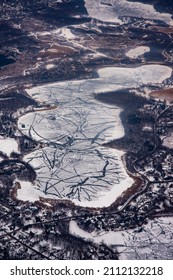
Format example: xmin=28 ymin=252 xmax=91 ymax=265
xmin=84 ymin=0 xmax=173 ymax=26
xmin=17 ymin=64 xmax=171 ymax=207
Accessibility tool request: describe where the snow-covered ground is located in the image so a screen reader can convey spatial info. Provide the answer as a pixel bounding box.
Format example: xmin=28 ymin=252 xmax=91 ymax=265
xmin=46 ymin=64 xmax=55 ymax=70
xmin=70 ymin=216 xmax=173 ymax=259
xmin=59 ymin=27 xmax=76 ymax=40
xmin=16 ymin=180 xmax=47 ymax=202
xmin=126 ymin=46 xmax=150 ymax=59
xmin=84 ymin=0 xmax=173 ymax=26
xmin=163 ymin=132 xmax=173 ymax=148
xmin=0 ymin=137 xmax=19 ymax=157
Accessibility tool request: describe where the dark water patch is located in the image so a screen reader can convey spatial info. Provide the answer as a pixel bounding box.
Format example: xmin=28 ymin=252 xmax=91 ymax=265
xmin=127 ymin=114 xmax=141 ymax=125
xmin=128 ymin=27 xmax=145 ymax=40
xmin=0 ymin=22 xmax=23 ymax=38
xmin=33 ymin=0 xmax=90 ymax=27
xmin=1 ymin=35 xmax=39 ymax=52
xmin=0 ymin=22 xmax=38 ymax=51
xmin=149 ymin=32 xmax=171 ymax=47
xmin=95 ymin=90 xmax=155 ymax=156
xmin=143 ymin=46 xmax=165 ymax=62
xmin=95 ymin=89 xmax=146 ymax=109
xmin=0 ymin=54 xmax=15 ymax=68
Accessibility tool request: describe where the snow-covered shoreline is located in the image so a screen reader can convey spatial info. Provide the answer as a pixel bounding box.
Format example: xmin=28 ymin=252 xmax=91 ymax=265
xmin=69 ymin=216 xmax=173 ymax=259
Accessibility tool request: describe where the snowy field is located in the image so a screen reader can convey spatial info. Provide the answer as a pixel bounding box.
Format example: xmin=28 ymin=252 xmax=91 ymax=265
xmin=126 ymin=46 xmax=150 ymax=59
xmin=163 ymin=132 xmax=173 ymax=149
xmin=0 ymin=137 xmax=19 ymax=157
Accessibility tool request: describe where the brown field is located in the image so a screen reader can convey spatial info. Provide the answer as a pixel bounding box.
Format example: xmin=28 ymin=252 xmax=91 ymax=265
xmin=150 ymin=88 xmax=173 ymax=102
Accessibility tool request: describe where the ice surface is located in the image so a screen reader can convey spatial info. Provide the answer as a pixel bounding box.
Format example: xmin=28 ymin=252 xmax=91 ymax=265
xmin=84 ymin=0 xmax=173 ymax=26
xmin=97 ymin=65 xmax=172 ymax=85
xmin=26 ymin=65 xmax=172 ymax=100
xmin=23 ymin=146 xmax=133 ymax=207
xmin=17 ymin=64 xmax=171 ymax=207
xmin=19 ymin=87 xmax=133 ymax=207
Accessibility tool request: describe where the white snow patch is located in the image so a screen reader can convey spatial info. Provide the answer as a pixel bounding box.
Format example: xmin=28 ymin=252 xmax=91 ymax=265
xmin=0 ymin=137 xmax=19 ymax=157
xmin=163 ymin=132 xmax=173 ymax=148
xmin=98 ymin=65 xmax=172 ymax=85
xmin=60 ymin=27 xmax=76 ymax=40
xmin=16 ymin=180 xmax=46 ymax=202
xmin=126 ymin=46 xmax=150 ymax=59
xmin=69 ymin=220 xmax=126 ymax=246
xmin=70 ymin=221 xmax=93 ymax=241
xmin=46 ymin=64 xmax=55 ymax=70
